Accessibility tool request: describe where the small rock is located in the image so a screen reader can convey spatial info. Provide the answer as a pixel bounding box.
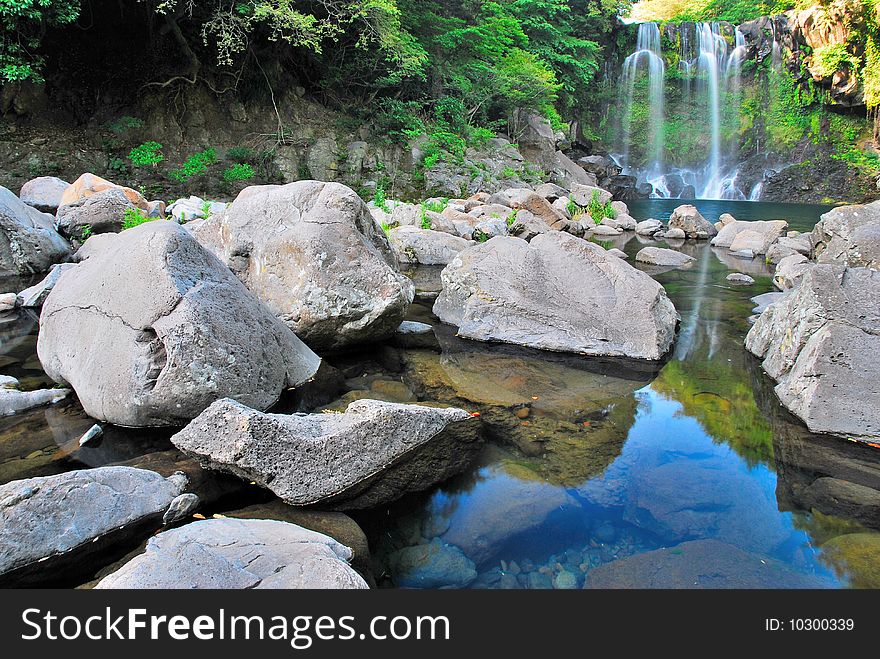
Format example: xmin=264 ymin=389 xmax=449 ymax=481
xmin=664 ymin=227 xmax=686 ymax=239
xmin=635 ymin=246 xmax=695 ymax=268
xmin=162 ymin=492 xmax=201 ymax=525
xmin=606 ymin=248 xmax=628 ymax=259
xmin=78 ymin=423 xmax=103 ymax=447
xmin=0 ymin=293 xmax=16 ymax=311
xmin=726 ymin=273 xmax=755 ymax=285
xmin=553 ymin=570 xmax=579 ymax=589
xmin=0 ymin=387 xmax=70 ymax=416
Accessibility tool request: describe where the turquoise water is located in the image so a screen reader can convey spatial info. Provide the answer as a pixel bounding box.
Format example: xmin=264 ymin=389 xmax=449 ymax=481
xmin=2 ymin=200 xmax=878 ymax=588
xmin=356 ymin=200 xmax=880 ymax=589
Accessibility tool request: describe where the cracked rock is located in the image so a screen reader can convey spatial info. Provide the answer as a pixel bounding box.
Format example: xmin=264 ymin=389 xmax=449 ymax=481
xmin=171 ymin=397 xmax=482 ymax=509
xmin=191 ymin=181 xmax=414 ymax=351
xmin=37 ymin=221 xmax=321 ymax=427
xmin=96 ymin=518 xmax=369 ymax=589
xmin=0 ymin=466 xmax=187 ymax=585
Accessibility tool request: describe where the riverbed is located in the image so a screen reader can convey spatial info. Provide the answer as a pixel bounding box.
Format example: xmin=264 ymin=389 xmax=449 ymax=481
xmin=2 ymin=199 xmax=879 ymax=588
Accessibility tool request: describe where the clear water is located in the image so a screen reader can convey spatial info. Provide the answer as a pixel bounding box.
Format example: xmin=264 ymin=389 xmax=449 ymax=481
xmin=2 ymin=200 xmax=879 ymax=589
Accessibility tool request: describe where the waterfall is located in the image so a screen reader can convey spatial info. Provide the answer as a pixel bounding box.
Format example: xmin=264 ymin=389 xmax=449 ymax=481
xmin=618 ymin=23 xmax=666 ymax=175
xmin=615 ymin=21 xmax=751 ymax=201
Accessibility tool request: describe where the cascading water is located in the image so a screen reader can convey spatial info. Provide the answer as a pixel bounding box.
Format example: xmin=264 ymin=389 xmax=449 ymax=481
xmin=614 ymin=21 xmax=784 ymax=200
xmin=617 ymin=23 xmax=666 ymax=176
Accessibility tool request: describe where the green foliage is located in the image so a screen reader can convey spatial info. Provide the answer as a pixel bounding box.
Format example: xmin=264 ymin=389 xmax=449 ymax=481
xmin=107 ymin=116 xmax=144 ymax=135
xmin=374 ymin=179 xmax=390 ymax=212
xmin=501 ymin=166 xmax=518 ymax=178
xmin=226 ymin=146 xmax=257 ymax=163
xmin=122 ymin=207 xmax=155 ymax=231
xmin=812 ymin=44 xmax=860 ymax=78
xmin=506 ymin=210 xmax=517 ymax=227
xmin=222 ymin=162 xmax=255 ymax=182
xmin=422 ymin=198 xmax=448 ymax=213
xmin=169 ymin=148 xmax=218 ymax=183
xmin=587 ymin=189 xmax=615 ymax=224
xmin=0 ymin=0 xmax=80 ymax=82
xmin=80 ymin=224 xmax=92 ymax=241
xmin=128 ymin=141 xmax=164 ymax=167
xmin=380 ymin=220 xmax=394 ymax=234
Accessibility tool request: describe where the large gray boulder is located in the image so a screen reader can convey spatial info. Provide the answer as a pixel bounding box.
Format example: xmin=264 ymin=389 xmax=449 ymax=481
xmin=635 ymin=246 xmax=695 ymax=268
xmin=668 ymin=204 xmax=718 ymax=239
xmin=0 ymin=185 xmax=70 ymax=275
xmin=19 ymin=176 xmax=69 ymax=213
xmin=191 ymin=181 xmax=414 ymax=350
xmin=388 ymin=226 xmax=474 ymax=265
xmin=0 ymin=466 xmax=186 ymax=585
xmin=434 ymin=234 xmax=678 ymax=360
xmin=745 ymin=265 xmax=880 ymax=442
xmin=811 ymin=200 xmax=880 ymax=269
xmin=773 ymin=254 xmax=813 ymax=290
xmin=96 ymin=518 xmax=368 ymax=589
xmin=55 ymin=188 xmax=138 ymax=238
xmin=171 ymin=398 xmax=482 ymax=509
xmin=38 ymin=221 xmax=320 ymax=427
xmin=711 ymin=219 xmax=788 ymax=254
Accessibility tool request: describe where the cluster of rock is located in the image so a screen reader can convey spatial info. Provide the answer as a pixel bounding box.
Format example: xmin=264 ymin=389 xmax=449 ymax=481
xmin=371 ymin=181 xmax=642 ymax=269
xmin=746 ymin=199 xmax=880 ymax=443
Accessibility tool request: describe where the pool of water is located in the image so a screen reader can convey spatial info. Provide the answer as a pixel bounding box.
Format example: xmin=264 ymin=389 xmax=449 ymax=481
xmin=2 ymin=200 xmax=879 ymax=589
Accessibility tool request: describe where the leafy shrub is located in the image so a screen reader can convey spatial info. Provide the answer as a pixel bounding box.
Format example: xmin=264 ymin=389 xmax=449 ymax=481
xmin=375 ymin=99 xmax=426 ymax=144
xmin=122 ymin=208 xmax=155 ymax=231
xmin=223 ymin=163 xmax=255 ymax=182
xmin=506 ymin=211 xmax=517 ymax=227
xmin=422 ymin=198 xmax=448 ymax=213
xmin=469 ymin=126 xmax=496 ymax=148
xmin=80 ymin=224 xmax=92 ymax=241
xmin=107 ymin=116 xmax=144 ymax=135
xmin=226 ymin=146 xmax=257 ymax=162
xmin=129 ymin=141 xmax=164 ymax=167
xmin=587 ymin=190 xmax=615 ymax=225
xmin=170 ymin=148 xmax=218 ymax=182
xmin=374 ymin=179 xmax=390 ymax=213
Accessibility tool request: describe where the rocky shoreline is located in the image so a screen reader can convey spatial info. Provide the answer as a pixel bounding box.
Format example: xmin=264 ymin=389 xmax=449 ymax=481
xmin=0 ymin=168 xmax=878 ymax=589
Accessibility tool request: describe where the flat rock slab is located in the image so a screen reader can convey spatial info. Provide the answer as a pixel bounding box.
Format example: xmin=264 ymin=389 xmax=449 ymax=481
xmin=171 ymin=398 xmax=482 ymax=509
xmin=388 ymin=226 xmax=474 ymax=265
xmin=96 ymin=518 xmax=368 ymax=589
xmin=711 ymin=219 xmax=788 ymax=254
xmin=0 ymin=466 xmax=186 ymax=585
xmin=635 ymin=246 xmax=695 ymax=268
xmin=434 ymin=233 xmax=678 ymax=360
xmin=585 ymin=540 xmax=832 ymax=588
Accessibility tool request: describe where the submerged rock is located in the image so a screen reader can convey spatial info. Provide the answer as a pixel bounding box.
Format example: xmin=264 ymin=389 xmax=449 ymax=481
xmin=389 ymin=538 xmax=477 ymax=588
xmin=0 ymin=185 xmax=71 ymax=275
xmin=96 ymin=518 xmax=368 ymax=589
xmin=0 ymin=466 xmax=186 ymax=585
xmin=668 ymin=205 xmax=717 ymax=239
xmin=746 ymin=265 xmax=880 ymax=442
xmin=171 ymin=398 xmax=482 ymax=509
xmin=38 ymin=221 xmax=320 ymax=427
xmin=585 ymin=540 xmax=831 ymax=589
xmin=811 ymin=200 xmax=880 ymax=269
xmin=191 ymin=181 xmax=414 ymax=350
xmin=434 ymin=234 xmax=678 ymax=360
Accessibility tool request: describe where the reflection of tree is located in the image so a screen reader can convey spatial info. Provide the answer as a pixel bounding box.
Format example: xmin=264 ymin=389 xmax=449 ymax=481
xmin=651 ymin=359 xmax=774 ymax=468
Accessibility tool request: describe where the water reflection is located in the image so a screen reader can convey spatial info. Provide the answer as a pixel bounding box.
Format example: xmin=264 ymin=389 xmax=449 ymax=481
xmin=1 ymin=202 xmax=879 ymax=589
xmin=361 ymin=201 xmax=880 ymax=589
